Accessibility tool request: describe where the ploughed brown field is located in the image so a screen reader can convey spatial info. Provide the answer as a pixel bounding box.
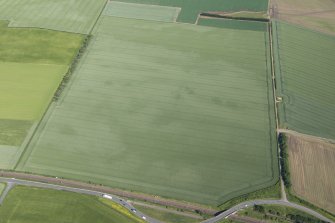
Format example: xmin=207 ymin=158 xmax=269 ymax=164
xmin=287 ymin=134 xmax=335 ymax=214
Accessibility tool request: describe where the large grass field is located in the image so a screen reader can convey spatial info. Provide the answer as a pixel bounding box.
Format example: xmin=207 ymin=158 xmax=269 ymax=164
xmin=287 ymin=134 xmax=335 ymax=214
xmin=0 ymin=0 xmax=106 ymax=34
xmin=113 ymin=0 xmax=268 ymax=23
xmin=17 ymin=16 xmax=278 ymax=205
xmin=0 ymin=185 xmax=143 ymax=223
xmin=0 ymin=21 xmax=83 ymax=168
xmin=273 ymin=21 xmax=335 ymax=140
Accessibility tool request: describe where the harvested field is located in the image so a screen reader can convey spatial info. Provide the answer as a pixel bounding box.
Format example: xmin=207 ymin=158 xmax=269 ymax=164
xmin=272 ymin=0 xmax=335 ymax=35
xmin=18 ymin=16 xmax=278 ymax=205
xmin=113 ymin=0 xmax=268 ymax=23
xmin=0 ymin=0 xmax=106 ymax=34
xmin=287 ymin=134 xmax=335 ymax=214
xmin=273 ymin=21 xmax=335 ymax=140
xmin=103 ymin=1 xmax=180 ymax=22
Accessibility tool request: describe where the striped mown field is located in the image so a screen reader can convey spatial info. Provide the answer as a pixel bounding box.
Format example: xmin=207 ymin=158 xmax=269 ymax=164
xmin=0 ymin=0 xmax=106 ymax=34
xmin=18 ymin=17 xmax=277 ymax=205
xmin=273 ymin=21 xmax=335 ymax=140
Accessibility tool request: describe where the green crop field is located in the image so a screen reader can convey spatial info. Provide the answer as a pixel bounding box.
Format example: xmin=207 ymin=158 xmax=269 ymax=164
xmin=17 ymin=16 xmax=278 ymax=205
xmin=103 ymin=1 xmax=180 ymax=22
xmin=273 ymin=21 xmax=335 ymax=140
xmin=0 ymin=0 xmax=106 ymax=34
xmin=0 ymin=185 xmax=142 ymax=223
xmin=0 ymin=21 xmax=83 ymax=169
xmin=113 ymin=0 xmax=268 ymax=23
xmin=0 ymin=183 xmax=5 ymax=195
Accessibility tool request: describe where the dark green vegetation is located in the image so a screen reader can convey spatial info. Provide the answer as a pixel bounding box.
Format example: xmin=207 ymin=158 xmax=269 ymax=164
xmin=278 ymin=133 xmax=291 ymax=188
xmin=273 ymin=21 xmax=335 ymax=140
xmin=134 ymin=205 xmax=199 ymax=223
xmin=114 ymin=0 xmax=268 ymax=23
xmin=219 ymin=182 xmax=281 ymax=210
xmin=0 ymin=186 xmax=142 ymax=223
xmin=241 ymin=204 xmax=328 ymax=223
xmin=18 ymin=16 xmax=278 ymax=206
xmin=198 ymin=18 xmax=268 ymax=31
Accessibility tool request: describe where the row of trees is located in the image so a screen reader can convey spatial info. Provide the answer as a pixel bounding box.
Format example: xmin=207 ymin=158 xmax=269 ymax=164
xmin=53 ymin=35 xmax=92 ymax=101
xmin=278 ymin=133 xmax=291 ymax=188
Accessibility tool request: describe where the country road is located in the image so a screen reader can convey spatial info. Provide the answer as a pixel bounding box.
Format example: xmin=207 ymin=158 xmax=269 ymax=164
xmin=0 ymin=177 xmax=161 ymax=223
xmin=201 ymin=199 xmax=334 ymax=223
xmin=0 ymin=177 xmax=333 ymax=223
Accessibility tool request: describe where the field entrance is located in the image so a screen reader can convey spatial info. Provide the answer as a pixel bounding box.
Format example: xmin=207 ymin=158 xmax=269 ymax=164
xmin=18 ymin=16 xmax=277 ymax=205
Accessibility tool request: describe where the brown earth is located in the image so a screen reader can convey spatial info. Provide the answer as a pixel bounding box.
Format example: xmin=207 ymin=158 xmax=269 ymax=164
xmin=270 ymin=0 xmax=335 ymax=35
xmin=287 ymin=134 xmax=335 ymax=214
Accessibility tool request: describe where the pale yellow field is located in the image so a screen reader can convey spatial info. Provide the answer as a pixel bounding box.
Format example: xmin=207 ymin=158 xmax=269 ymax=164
xmin=287 ymin=134 xmax=335 ymax=213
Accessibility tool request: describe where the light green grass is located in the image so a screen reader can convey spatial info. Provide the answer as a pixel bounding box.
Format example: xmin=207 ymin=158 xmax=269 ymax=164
xmin=0 ymin=185 xmax=142 ymax=223
xmin=19 ymin=16 xmax=277 ymax=205
xmin=0 ymin=21 xmax=84 ymax=148
xmin=273 ymin=21 xmax=335 ymax=140
xmin=113 ymin=0 xmax=268 ymax=23
xmin=0 ymin=183 xmax=5 ymax=195
xmin=0 ymin=0 xmax=106 ymax=34
xmin=0 ymin=62 xmax=68 ymax=120
xmin=103 ymin=1 xmax=180 ymax=22
xmin=134 ymin=205 xmax=199 ymax=223
xmin=0 ymin=145 xmax=19 ymax=169
xmin=0 ymin=120 xmax=32 ymax=146
xmin=0 ymin=21 xmax=83 ymax=64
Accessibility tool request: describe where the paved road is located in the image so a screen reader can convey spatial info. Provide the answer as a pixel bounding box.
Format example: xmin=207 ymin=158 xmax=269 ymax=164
xmin=201 ymin=200 xmax=334 ymax=223
xmin=1 ymin=177 xmax=333 ymax=223
xmin=0 ymin=182 xmax=14 ymax=205
xmin=0 ymin=177 xmax=161 ymax=223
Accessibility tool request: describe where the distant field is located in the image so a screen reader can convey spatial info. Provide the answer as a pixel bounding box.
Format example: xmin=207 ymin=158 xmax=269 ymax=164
xmin=0 ymin=21 xmax=83 ymax=168
xmin=273 ymin=21 xmax=335 ymax=140
xmin=287 ymin=134 xmax=335 ymax=214
xmin=0 ymin=0 xmax=106 ymax=34
xmin=113 ymin=0 xmax=268 ymax=23
xmin=103 ymin=1 xmax=180 ymax=22
xmin=274 ymin=0 xmax=335 ymax=35
xmin=0 ymin=185 xmax=142 ymax=223
xmin=18 ymin=16 xmax=277 ymax=205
